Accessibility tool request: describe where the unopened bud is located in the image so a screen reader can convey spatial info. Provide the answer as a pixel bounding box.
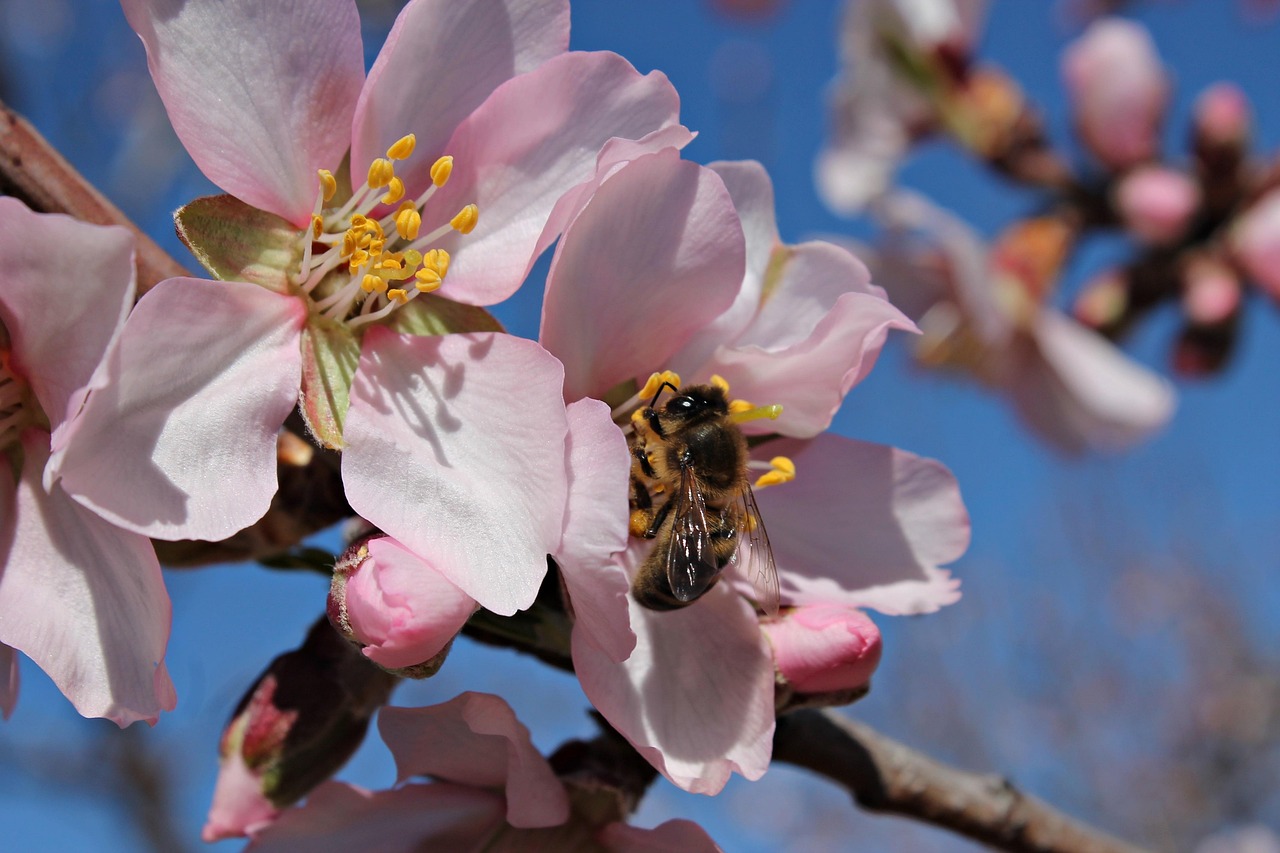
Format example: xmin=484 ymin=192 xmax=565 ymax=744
xmin=763 ymin=605 xmax=882 ymax=706
xmin=1229 ymin=191 xmax=1280 ymax=301
xmin=202 ymin=617 xmax=398 ymax=841
xmin=1182 ymin=256 xmax=1242 ymax=327
xmin=1073 ymin=268 xmax=1129 ymax=332
xmin=1193 ymin=83 xmax=1251 ymax=155
xmin=1113 ymin=166 xmax=1200 ymax=246
xmin=329 ymin=535 xmax=476 ymax=678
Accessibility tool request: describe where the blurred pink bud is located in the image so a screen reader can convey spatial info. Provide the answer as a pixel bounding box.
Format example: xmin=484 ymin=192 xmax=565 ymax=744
xmin=1073 ymin=269 xmax=1129 ymax=330
xmin=1062 ymin=18 xmax=1168 ymax=170
xmin=329 ymin=535 xmax=477 ymax=677
xmin=1194 ymin=83 xmax=1252 ymax=152
xmin=763 ymin=605 xmax=882 ymax=695
xmin=1182 ymin=257 xmax=1242 ymax=326
xmin=1230 ymin=191 xmax=1280 ymax=300
xmin=1114 ymin=166 xmax=1200 ymax=246
xmin=203 ymin=618 xmax=398 ymax=841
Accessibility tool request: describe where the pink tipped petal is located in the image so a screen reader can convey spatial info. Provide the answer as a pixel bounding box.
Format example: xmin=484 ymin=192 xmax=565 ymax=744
xmin=573 ymin=585 xmax=775 ymax=794
xmin=557 ymin=399 xmax=635 ymax=663
xmin=754 ymin=435 xmax=967 ymax=615
xmin=379 ymin=693 xmax=570 ymax=828
xmin=121 ymin=0 xmax=365 ymax=225
xmin=601 ymin=819 xmax=724 ymax=853
xmin=202 ymin=749 xmax=280 ymax=842
xmin=244 ymin=782 xmax=505 ymax=853
xmin=413 ymin=51 xmax=685 ymax=306
xmin=342 ymin=331 xmax=568 ymax=615
xmin=0 ymin=199 xmax=135 ymax=435
xmin=0 ymin=643 xmax=17 ymax=720
xmin=0 ymin=431 xmax=174 ymax=726
xmin=542 ymin=152 xmax=745 ymax=401
xmin=50 ymin=279 xmax=305 ymax=541
xmin=762 ymin=605 xmax=883 ymax=694
xmin=351 ymin=0 xmax=570 ymax=179
xmin=1010 ymin=310 xmax=1176 ymax=452
xmin=696 ymin=245 xmax=915 ymax=437
xmin=345 ymin=537 xmax=476 ymax=670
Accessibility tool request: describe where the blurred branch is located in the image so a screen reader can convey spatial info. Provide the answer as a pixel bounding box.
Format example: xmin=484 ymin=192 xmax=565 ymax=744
xmin=0 ymin=97 xmax=188 ymax=293
xmin=773 ymin=709 xmax=1151 ymax=853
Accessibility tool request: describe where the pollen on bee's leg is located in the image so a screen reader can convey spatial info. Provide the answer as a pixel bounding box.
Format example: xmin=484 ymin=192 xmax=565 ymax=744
xmin=629 ymin=509 xmax=653 ymax=537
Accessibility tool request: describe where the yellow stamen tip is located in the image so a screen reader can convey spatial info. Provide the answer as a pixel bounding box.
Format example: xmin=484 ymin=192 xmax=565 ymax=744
xmin=450 ymin=203 xmax=479 ymax=235
xmin=415 ymin=268 xmax=442 ymax=287
xmin=311 ymin=215 xmax=324 ymax=239
xmin=386 ymin=133 xmax=416 ymax=161
xmin=768 ymin=456 xmax=796 ymax=477
xmin=710 ymin=374 xmax=730 ymax=394
xmin=639 ymin=370 xmax=682 ymax=402
xmin=395 ymin=208 xmax=422 ymax=241
xmin=366 ymin=157 xmax=395 ymax=190
xmin=381 ymin=177 xmax=405 ymax=205
xmin=728 ymin=399 xmax=754 ymax=414
xmin=728 ymin=403 xmax=783 ymax=425
xmin=388 ymin=288 xmax=409 ymax=304
xmin=430 ymin=155 xmax=454 ymax=187
xmin=361 ymin=273 xmax=382 ymax=293
xmin=425 ymin=248 xmax=450 ymax=278
xmin=317 ymin=169 xmax=337 ymax=202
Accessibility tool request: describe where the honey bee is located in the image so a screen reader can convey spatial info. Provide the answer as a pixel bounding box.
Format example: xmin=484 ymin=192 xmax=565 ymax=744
xmin=628 ymin=381 xmax=780 ymax=616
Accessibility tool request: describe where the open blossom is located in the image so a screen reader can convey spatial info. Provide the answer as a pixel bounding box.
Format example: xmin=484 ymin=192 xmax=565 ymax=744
xmin=0 ymin=197 xmax=174 ymax=726
xmin=538 ymin=150 xmax=968 ymax=792
xmin=241 ymin=693 xmax=723 ymax=851
xmin=872 ymin=191 xmax=1175 ymax=452
xmin=58 ymin=0 xmax=684 ymax=614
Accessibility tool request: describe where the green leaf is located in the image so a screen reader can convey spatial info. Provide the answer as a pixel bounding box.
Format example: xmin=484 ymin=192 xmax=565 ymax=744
xmin=300 ymin=316 xmax=360 ymax=449
xmin=388 ymin=292 xmax=504 ymax=337
xmin=175 ymin=194 xmax=300 ymax=293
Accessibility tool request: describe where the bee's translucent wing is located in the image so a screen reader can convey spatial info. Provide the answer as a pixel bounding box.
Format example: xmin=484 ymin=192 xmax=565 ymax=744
xmin=665 ymin=464 xmax=719 ymax=603
xmin=733 ymin=485 xmax=780 ymax=616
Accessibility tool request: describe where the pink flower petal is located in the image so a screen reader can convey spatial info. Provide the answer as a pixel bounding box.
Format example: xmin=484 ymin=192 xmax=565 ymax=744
xmin=343 ymin=537 xmax=476 ymax=670
xmin=49 ymin=278 xmax=306 ymax=541
xmin=410 ymin=51 xmax=685 ymax=307
xmin=753 ymin=434 xmax=967 ymax=615
xmin=688 ymin=243 xmax=915 ymax=438
xmin=379 ymin=692 xmax=569 ymax=828
xmin=762 ymin=604 xmax=882 ymax=694
xmin=342 ymin=330 xmax=568 ymax=615
xmin=351 ymin=0 xmax=569 ymax=181
xmin=0 ymin=430 xmax=174 ymax=726
xmin=0 ymin=642 xmax=17 ymax=720
xmin=573 ymin=584 xmax=775 ymax=794
xmin=122 ymin=0 xmax=365 ymax=226
xmin=601 ymin=819 xmax=724 ymax=853
xmin=1008 ymin=310 xmax=1176 ymax=452
xmin=0 ymin=198 xmax=135 ymax=437
xmin=556 ymin=399 xmax=635 ymax=663
xmin=541 ymin=151 xmax=745 ymax=402
xmin=203 ymin=749 xmax=280 ymax=842
xmin=244 ymin=782 xmax=504 ymax=853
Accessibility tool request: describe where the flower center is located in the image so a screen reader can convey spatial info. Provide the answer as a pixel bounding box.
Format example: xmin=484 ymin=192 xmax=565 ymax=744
xmin=0 ymin=349 xmax=37 ymax=453
xmin=291 ymin=133 xmax=479 ymax=331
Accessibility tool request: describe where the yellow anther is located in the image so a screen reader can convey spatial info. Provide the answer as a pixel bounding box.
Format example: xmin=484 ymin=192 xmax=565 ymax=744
xmin=361 ymin=274 xmax=383 ymax=293
xmin=347 ymin=249 xmax=370 ymax=272
xmin=415 ymin=268 xmax=442 ymax=292
xmin=728 ymin=399 xmax=755 ymax=414
xmin=341 ymin=231 xmax=358 ymax=257
xmin=350 ymin=213 xmax=369 ymax=229
xmin=450 ymin=203 xmax=479 ymax=234
xmin=386 ymin=133 xmax=416 ymax=161
xmin=639 ymin=370 xmax=682 ymax=402
xmin=729 ymin=403 xmax=783 ymax=425
xmin=317 ymin=169 xmax=337 ymax=202
xmin=430 ymin=155 xmax=454 ymax=187
xmin=423 ymin=248 xmax=450 ymax=279
xmin=311 ymin=215 xmax=324 ymax=239
xmin=710 ymin=374 xmax=730 ymax=394
xmin=367 ymin=157 xmax=395 ymax=189
xmin=395 ymin=207 xmax=422 ymax=241
xmin=378 ymin=256 xmax=404 ymax=271
xmin=768 ymin=456 xmax=795 ymax=477
xmin=388 ymin=288 xmax=409 ymax=304
xmin=754 ymin=456 xmax=796 ymax=490
xmin=381 ymin=177 xmax=405 ymax=205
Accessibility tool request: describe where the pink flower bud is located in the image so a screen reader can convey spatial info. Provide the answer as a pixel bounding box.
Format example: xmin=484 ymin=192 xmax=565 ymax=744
xmin=763 ymin=605 xmax=882 ymax=695
xmin=203 ymin=619 xmax=398 ymax=841
xmin=1062 ymin=18 xmax=1168 ymax=170
xmin=1114 ymin=166 xmax=1200 ymax=246
xmin=329 ymin=535 xmax=477 ymax=676
xmin=1073 ymin=269 xmax=1129 ymax=330
xmin=1182 ymin=256 xmax=1242 ymax=327
xmin=1230 ymin=191 xmax=1280 ymax=300
xmin=1194 ymin=83 xmax=1252 ymax=152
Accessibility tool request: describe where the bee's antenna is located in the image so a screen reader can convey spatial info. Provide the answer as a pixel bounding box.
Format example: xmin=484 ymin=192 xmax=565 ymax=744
xmin=648 ymin=380 xmax=679 ymax=409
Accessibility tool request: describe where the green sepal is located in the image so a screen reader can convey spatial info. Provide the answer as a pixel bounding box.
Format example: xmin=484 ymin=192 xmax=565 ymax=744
xmin=299 ymin=316 xmax=360 ymax=449
xmin=174 ymin=194 xmax=300 ymax=294
xmin=387 ymin=292 xmax=505 ymax=337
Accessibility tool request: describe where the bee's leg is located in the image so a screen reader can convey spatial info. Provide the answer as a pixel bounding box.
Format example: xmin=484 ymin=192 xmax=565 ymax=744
xmin=629 ymin=475 xmax=660 ymax=538
xmin=631 ymin=443 xmax=658 ymax=479
xmin=641 ymin=494 xmax=675 ymax=539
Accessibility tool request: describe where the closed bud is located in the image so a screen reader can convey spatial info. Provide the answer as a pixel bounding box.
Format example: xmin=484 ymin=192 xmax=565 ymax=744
xmin=1193 ymin=83 xmax=1251 ymax=156
xmin=1073 ymin=268 xmax=1129 ymax=332
xmin=1113 ymin=166 xmax=1200 ymax=247
xmin=763 ymin=605 xmax=882 ymax=704
xmin=329 ymin=535 xmax=477 ymax=678
xmin=1229 ymin=191 xmax=1280 ymax=301
xmin=1182 ymin=255 xmax=1241 ymax=328
xmin=202 ymin=617 xmax=398 ymax=841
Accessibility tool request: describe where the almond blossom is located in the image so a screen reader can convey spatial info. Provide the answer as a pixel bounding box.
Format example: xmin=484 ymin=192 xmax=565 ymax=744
xmin=58 ymin=0 xmax=685 ymax=614
xmin=539 ymin=151 xmax=969 ymax=792
xmin=0 ymin=197 xmax=174 ymax=726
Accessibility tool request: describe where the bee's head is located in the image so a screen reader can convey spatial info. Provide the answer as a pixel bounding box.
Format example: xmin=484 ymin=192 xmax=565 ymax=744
xmin=658 ymin=383 xmax=729 ymax=426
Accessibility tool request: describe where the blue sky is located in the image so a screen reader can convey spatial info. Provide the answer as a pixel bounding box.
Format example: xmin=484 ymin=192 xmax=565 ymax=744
xmin=2 ymin=1 xmax=1278 ymax=850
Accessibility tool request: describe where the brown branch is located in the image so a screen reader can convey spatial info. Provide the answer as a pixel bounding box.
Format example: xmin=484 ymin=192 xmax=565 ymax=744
xmin=0 ymin=97 xmax=188 ymax=293
xmin=773 ymin=709 xmax=1151 ymax=853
